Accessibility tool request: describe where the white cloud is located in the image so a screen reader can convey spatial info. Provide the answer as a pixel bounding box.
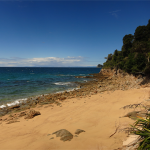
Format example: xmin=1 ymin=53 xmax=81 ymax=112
xmin=0 ymin=56 xmax=86 ymax=67
xmin=109 ymin=10 xmax=121 ymax=18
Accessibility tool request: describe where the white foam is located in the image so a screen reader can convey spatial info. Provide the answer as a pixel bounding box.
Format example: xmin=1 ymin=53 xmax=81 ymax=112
xmin=54 ymin=82 xmax=72 ymax=86
xmin=0 ymin=98 xmax=27 ymax=108
xmin=67 ymin=88 xmax=79 ymax=92
xmin=0 ymin=86 xmax=80 ymax=109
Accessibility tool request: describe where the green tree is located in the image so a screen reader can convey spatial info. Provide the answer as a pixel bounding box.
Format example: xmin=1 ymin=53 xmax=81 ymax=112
xmin=134 ymin=25 xmax=149 ymax=42
xmin=144 ymin=61 xmax=150 ymax=75
xmin=122 ymin=34 xmax=134 ymax=57
xmin=104 ymin=53 xmax=113 ymax=62
xmin=113 ymin=49 xmax=119 ymax=56
xmin=124 ymin=53 xmax=134 ymax=73
xmin=103 ymin=19 xmax=150 ymax=75
xmin=131 ymin=41 xmax=150 ymax=62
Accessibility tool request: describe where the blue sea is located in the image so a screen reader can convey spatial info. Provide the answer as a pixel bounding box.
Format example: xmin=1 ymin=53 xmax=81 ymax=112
xmin=0 ymin=67 xmax=101 ymax=107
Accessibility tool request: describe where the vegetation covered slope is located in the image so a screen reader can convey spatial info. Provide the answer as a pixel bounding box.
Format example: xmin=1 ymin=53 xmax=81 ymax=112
xmin=103 ymin=19 xmax=150 ymax=75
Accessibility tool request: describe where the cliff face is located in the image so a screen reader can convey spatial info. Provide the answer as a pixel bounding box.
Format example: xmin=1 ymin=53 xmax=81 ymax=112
xmin=99 ymin=68 xmax=126 ymax=77
xmin=99 ymin=68 xmax=115 ymax=76
xmin=99 ymin=68 xmax=150 ymax=89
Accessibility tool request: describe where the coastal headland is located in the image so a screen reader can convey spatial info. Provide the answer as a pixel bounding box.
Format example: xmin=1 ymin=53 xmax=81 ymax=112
xmin=0 ymin=69 xmax=150 ymax=150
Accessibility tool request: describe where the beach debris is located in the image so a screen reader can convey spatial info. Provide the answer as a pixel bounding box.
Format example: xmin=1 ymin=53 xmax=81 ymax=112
xmin=8 ymin=104 xmax=20 ymax=109
xmin=109 ymin=122 xmax=120 ymax=138
xmin=118 ymin=127 xmax=135 ymax=135
xmin=121 ymin=111 xmax=148 ymax=120
xmin=123 ymin=111 xmax=140 ymax=118
xmin=24 ymin=109 xmax=41 ymax=119
xmin=75 ymin=129 xmax=85 ymax=135
xmin=52 ymin=129 xmax=73 ymax=141
xmin=6 ymin=120 xmax=20 ymax=124
xmin=120 ymin=102 xmax=143 ymax=110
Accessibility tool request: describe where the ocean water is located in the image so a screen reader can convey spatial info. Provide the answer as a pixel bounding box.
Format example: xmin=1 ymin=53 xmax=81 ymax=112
xmin=0 ymin=67 xmax=101 ymax=107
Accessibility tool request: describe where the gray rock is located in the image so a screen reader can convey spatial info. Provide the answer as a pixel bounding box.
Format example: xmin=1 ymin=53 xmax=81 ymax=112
xmin=52 ymin=129 xmax=73 ymax=142
xmin=75 ymin=129 xmax=85 ymax=135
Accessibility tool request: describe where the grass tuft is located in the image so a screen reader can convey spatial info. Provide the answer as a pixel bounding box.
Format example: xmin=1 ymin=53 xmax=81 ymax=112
xmin=131 ymin=114 xmax=150 ymax=149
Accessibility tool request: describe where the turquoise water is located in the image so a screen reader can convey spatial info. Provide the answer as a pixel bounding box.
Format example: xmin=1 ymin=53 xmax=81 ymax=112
xmin=0 ymin=67 xmax=101 ymax=106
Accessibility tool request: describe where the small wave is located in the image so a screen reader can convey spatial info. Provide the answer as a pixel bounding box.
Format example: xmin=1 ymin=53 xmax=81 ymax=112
xmin=0 ymin=98 xmax=27 ymax=108
xmin=54 ymin=82 xmax=72 ymax=86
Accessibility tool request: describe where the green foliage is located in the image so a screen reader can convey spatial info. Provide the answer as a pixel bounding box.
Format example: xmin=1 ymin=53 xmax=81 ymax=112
xmin=132 ymin=41 xmax=150 ymax=53
xmin=144 ymin=62 xmax=150 ymax=75
xmin=105 ymin=53 xmax=113 ymax=62
xmin=123 ymin=53 xmax=134 ymax=73
xmin=103 ymin=19 xmax=150 ymax=75
xmin=134 ymin=25 xmax=149 ymax=42
xmin=114 ymin=49 xmax=119 ymax=56
xmin=131 ymin=114 xmax=150 ymax=149
xmin=122 ymin=34 xmax=134 ymax=57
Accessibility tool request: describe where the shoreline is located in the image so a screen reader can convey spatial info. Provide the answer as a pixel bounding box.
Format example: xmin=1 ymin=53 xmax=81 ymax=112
xmin=0 ymin=67 xmax=100 ymax=106
xmin=0 ymin=86 xmax=80 ymax=109
xmin=0 ymin=72 xmax=105 ymax=117
xmin=0 ymin=74 xmax=94 ymax=109
xmin=0 ymin=68 xmax=149 ymax=120
xmin=0 ymin=69 xmax=150 ymax=149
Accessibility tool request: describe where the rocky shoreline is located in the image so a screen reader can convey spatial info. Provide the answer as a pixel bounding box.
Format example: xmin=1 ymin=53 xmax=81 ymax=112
xmin=0 ymin=69 xmax=150 ymax=149
xmin=0 ymin=69 xmax=150 ymax=120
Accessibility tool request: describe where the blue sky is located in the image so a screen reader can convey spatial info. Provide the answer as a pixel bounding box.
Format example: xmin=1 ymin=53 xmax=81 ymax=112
xmin=0 ymin=0 xmax=150 ymax=67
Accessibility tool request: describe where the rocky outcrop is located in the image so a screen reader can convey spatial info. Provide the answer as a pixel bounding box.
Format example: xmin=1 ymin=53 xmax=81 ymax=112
xmin=99 ymin=68 xmax=127 ymax=77
xmin=99 ymin=68 xmax=115 ymax=76
xmin=24 ymin=109 xmax=41 ymax=119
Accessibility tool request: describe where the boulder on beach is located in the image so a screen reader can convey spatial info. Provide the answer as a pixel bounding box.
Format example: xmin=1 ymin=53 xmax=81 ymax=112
xmin=52 ymin=129 xmax=73 ymax=141
xmin=24 ymin=109 xmax=41 ymax=119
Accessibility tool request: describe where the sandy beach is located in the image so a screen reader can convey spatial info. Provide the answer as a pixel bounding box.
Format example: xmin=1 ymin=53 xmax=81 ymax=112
xmin=0 ymin=83 xmax=150 ymax=150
